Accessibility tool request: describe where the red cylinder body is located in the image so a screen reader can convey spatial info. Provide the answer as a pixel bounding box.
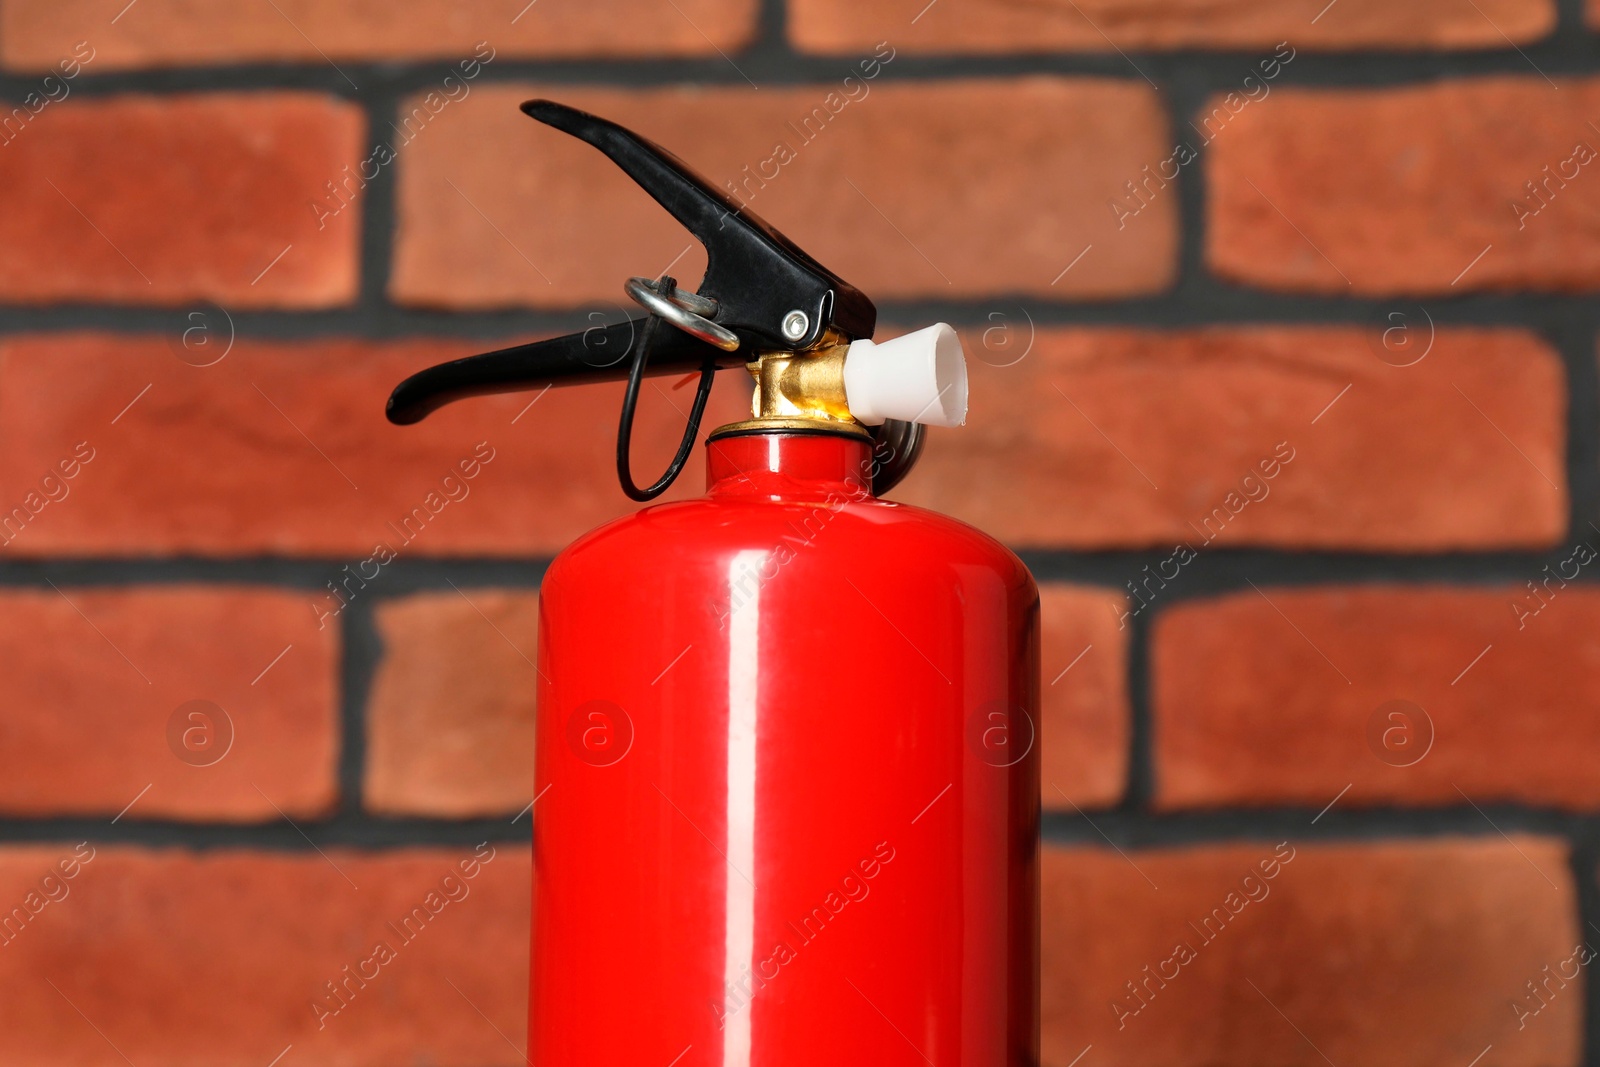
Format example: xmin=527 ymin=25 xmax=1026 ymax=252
xmin=532 ymin=430 xmax=1039 ymax=1067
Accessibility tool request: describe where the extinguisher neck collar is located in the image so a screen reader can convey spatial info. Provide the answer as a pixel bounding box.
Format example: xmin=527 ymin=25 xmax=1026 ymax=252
xmin=704 ymin=431 xmax=877 ymax=501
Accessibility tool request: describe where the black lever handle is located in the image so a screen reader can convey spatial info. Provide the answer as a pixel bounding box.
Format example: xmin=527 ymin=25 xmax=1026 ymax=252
xmin=386 ymin=318 xmax=742 ymax=425
xmin=522 ymin=100 xmax=875 ymax=351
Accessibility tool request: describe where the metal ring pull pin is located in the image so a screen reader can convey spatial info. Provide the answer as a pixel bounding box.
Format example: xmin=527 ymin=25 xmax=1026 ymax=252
xmin=625 ymin=276 xmax=740 ymax=352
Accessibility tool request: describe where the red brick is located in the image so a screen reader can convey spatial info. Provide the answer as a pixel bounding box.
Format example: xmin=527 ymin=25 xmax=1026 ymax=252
xmin=368 ymin=591 xmax=539 ymax=816
xmin=390 ymin=80 xmax=1175 ymax=308
xmin=1592 ymin=0 xmax=1600 ymax=29
xmin=794 ymin=0 xmax=1552 ymax=53
xmin=0 ymin=588 xmax=335 ymax=821
xmin=1153 ymin=585 xmax=1600 ymax=810
xmin=1209 ymin=79 xmax=1600 ymax=294
xmin=0 ymin=93 xmax=362 ymax=307
xmin=0 ymin=333 xmax=753 ymax=557
xmin=1040 ymin=585 xmax=1128 ymax=809
xmin=363 ymin=584 xmax=1128 ymax=816
xmin=1043 ymin=837 xmax=1578 ymax=1067
xmin=1 ymin=0 xmax=757 ymax=70
xmin=0 ymin=845 xmax=529 ymax=1065
xmin=896 ymin=326 xmax=1565 ymax=551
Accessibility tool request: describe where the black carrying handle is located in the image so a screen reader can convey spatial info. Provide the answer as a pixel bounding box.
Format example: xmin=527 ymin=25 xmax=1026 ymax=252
xmin=385 ymin=318 xmax=741 ymax=426
xmin=524 ymin=100 xmax=875 ymax=351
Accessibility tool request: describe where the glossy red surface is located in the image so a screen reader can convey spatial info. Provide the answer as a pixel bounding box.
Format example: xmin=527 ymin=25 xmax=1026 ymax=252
xmin=532 ymin=430 xmax=1040 ymax=1067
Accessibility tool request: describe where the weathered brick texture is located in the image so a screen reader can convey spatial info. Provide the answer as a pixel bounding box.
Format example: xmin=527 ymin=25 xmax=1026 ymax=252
xmin=0 ymin=846 xmax=530 ymax=1066
xmin=1153 ymin=586 xmax=1600 ymax=810
xmin=0 ymin=333 xmax=753 ymax=557
xmin=1209 ymin=79 xmax=1600 ymax=294
xmin=391 ymin=81 xmax=1176 ymax=308
xmin=0 ymin=587 xmax=336 ymax=821
xmin=1039 ymin=584 xmax=1129 ymax=809
xmin=0 ymin=0 xmax=758 ymax=70
xmin=897 ymin=326 xmax=1565 ymax=551
xmin=0 ymin=93 xmax=362 ymax=307
xmin=367 ymin=590 xmax=540 ymax=816
xmin=790 ymin=0 xmax=1555 ymax=54
xmin=24 ymin=325 xmax=1553 ymax=558
xmin=1042 ymin=838 xmax=1579 ymax=1067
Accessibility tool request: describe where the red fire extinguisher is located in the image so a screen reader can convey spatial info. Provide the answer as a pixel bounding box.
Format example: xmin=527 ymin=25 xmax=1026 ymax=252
xmin=389 ymin=101 xmax=1039 ymax=1067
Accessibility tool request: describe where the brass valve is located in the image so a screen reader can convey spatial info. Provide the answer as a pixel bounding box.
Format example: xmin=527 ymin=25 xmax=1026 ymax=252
xmin=712 ymin=332 xmax=872 ymax=440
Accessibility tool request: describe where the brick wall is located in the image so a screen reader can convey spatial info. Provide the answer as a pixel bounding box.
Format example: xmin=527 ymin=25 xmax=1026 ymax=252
xmin=0 ymin=1 xmax=1596 ymax=1065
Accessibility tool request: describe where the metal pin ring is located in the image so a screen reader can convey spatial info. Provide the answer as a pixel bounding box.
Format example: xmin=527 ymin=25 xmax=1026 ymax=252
xmin=625 ymin=277 xmax=739 ymax=352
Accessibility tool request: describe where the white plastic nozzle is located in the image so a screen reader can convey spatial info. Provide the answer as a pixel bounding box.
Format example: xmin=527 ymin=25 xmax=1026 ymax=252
xmin=841 ymin=323 xmax=968 ymax=428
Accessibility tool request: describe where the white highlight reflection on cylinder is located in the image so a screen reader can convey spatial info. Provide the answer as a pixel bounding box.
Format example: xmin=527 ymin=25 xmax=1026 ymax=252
xmin=724 ymin=550 xmax=764 ymax=1067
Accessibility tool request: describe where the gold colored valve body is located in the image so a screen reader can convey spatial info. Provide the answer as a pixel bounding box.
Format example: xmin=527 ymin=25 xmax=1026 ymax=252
xmin=711 ymin=332 xmax=871 ymax=440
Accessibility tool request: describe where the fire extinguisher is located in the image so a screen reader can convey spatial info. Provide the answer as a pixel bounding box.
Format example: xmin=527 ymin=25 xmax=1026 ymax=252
xmin=388 ymin=101 xmax=1039 ymax=1067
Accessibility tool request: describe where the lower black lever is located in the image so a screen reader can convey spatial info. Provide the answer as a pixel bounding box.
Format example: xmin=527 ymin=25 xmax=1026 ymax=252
xmin=385 ymin=318 xmax=744 ymax=426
